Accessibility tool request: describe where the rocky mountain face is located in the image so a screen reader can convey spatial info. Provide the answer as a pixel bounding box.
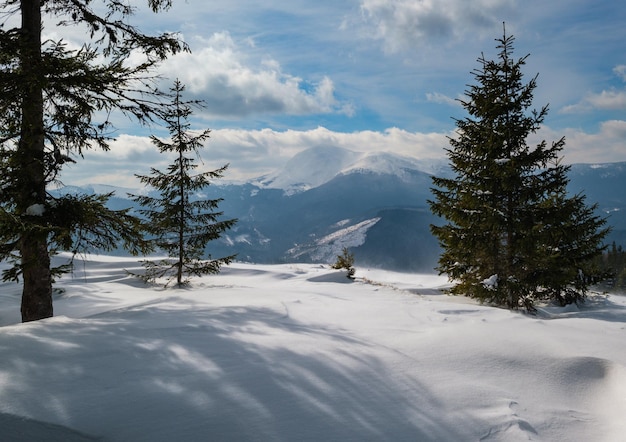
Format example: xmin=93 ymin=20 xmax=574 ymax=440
xmin=58 ymin=147 xmax=626 ymax=272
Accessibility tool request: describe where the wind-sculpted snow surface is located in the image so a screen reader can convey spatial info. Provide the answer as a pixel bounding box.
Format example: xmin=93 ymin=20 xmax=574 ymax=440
xmin=1 ymin=254 xmax=625 ymax=441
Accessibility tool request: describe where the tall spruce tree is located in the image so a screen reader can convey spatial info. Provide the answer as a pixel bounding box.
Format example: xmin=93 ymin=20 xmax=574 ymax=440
xmin=0 ymin=1 xmax=185 ymax=322
xmin=131 ymin=80 xmax=237 ymax=287
xmin=429 ymin=27 xmax=609 ymax=310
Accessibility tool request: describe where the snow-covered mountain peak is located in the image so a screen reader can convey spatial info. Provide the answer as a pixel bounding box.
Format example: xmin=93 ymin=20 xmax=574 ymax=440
xmin=339 ymin=151 xmax=437 ymax=178
xmin=256 ymin=145 xmax=356 ymax=194
xmin=256 ymin=145 xmax=445 ymax=194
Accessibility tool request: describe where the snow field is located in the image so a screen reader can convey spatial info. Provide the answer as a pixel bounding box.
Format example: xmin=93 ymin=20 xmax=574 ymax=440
xmin=1 ymin=255 xmax=625 ymax=441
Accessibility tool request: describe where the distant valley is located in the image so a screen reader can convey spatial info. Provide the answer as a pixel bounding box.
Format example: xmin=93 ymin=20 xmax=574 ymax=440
xmin=58 ymin=146 xmax=626 ymax=272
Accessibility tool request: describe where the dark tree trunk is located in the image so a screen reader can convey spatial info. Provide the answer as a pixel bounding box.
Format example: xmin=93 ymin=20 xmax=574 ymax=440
xmin=177 ymin=146 xmax=184 ymax=286
xmin=20 ymin=235 xmax=53 ymax=321
xmin=19 ymin=0 xmax=53 ymax=322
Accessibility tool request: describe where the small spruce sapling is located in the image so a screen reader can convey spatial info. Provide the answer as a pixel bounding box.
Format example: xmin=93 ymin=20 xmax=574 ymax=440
xmin=130 ymin=80 xmax=237 ymax=287
xmin=332 ymin=247 xmax=356 ymax=279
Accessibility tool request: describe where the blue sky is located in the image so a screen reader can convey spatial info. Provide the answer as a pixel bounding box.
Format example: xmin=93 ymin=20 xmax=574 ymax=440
xmin=55 ymin=0 xmax=626 ymax=186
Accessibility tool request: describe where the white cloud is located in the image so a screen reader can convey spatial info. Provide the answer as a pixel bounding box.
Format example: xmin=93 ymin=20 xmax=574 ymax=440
xmin=426 ymin=92 xmax=461 ymax=107
xmin=561 ymin=89 xmax=626 ymax=114
xmin=157 ymin=32 xmax=349 ymax=118
xmin=58 ymin=135 xmax=169 ymax=188
xmin=198 ymin=126 xmax=451 ymax=180
xmin=59 ymin=121 xmax=626 ymax=189
xmin=357 ymin=0 xmax=515 ymax=53
xmin=614 ymin=65 xmax=626 ymax=82
xmin=586 ymin=90 xmax=626 ymax=110
xmin=560 ymin=65 xmax=626 ymax=114
xmin=59 ymin=127 xmax=451 ymax=187
xmin=533 ymin=120 xmax=626 ymax=164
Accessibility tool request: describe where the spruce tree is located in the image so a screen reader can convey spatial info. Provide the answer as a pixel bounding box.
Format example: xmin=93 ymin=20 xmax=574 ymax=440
xmin=131 ymin=80 xmax=237 ymax=287
xmin=429 ymin=27 xmax=609 ymax=310
xmin=0 ymin=1 xmax=184 ymax=321
xmin=528 ymin=180 xmax=610 ymax=305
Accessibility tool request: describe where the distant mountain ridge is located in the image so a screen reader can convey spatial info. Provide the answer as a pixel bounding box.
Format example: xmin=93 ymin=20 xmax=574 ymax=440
xmin=57 ymin=147 xmax=626 ymax=271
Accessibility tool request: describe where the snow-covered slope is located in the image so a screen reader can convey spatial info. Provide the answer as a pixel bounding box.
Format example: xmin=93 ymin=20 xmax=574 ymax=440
xmin=1 ymin=254 xmax=625 ymax=441
xmin=287 ymin=217 xmax=381 ymax=262
xmin=340 ymin=150 xmax=446 ymax=179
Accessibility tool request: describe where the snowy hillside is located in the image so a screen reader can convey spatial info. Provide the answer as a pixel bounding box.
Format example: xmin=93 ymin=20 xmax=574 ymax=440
xmin=1 ymin=254 xmax=625 ymax=441
xmin=286 ymin=217 xmax=381 ymax=262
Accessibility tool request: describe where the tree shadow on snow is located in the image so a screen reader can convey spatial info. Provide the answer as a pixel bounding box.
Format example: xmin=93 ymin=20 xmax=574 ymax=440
xmin=0 ymin=300 xmax=473 ymax=441
xmin=0 ymin=413 xmax=101 ymax=442
xmin=307 ymin=272 xmax=354 ymax=283
xmin=537 ymin=293 xmax=626 ymax=323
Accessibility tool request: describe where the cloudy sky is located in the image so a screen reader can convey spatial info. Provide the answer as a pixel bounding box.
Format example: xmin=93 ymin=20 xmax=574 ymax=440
xmin=54 ymin=0 xmax=626 ymax=187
